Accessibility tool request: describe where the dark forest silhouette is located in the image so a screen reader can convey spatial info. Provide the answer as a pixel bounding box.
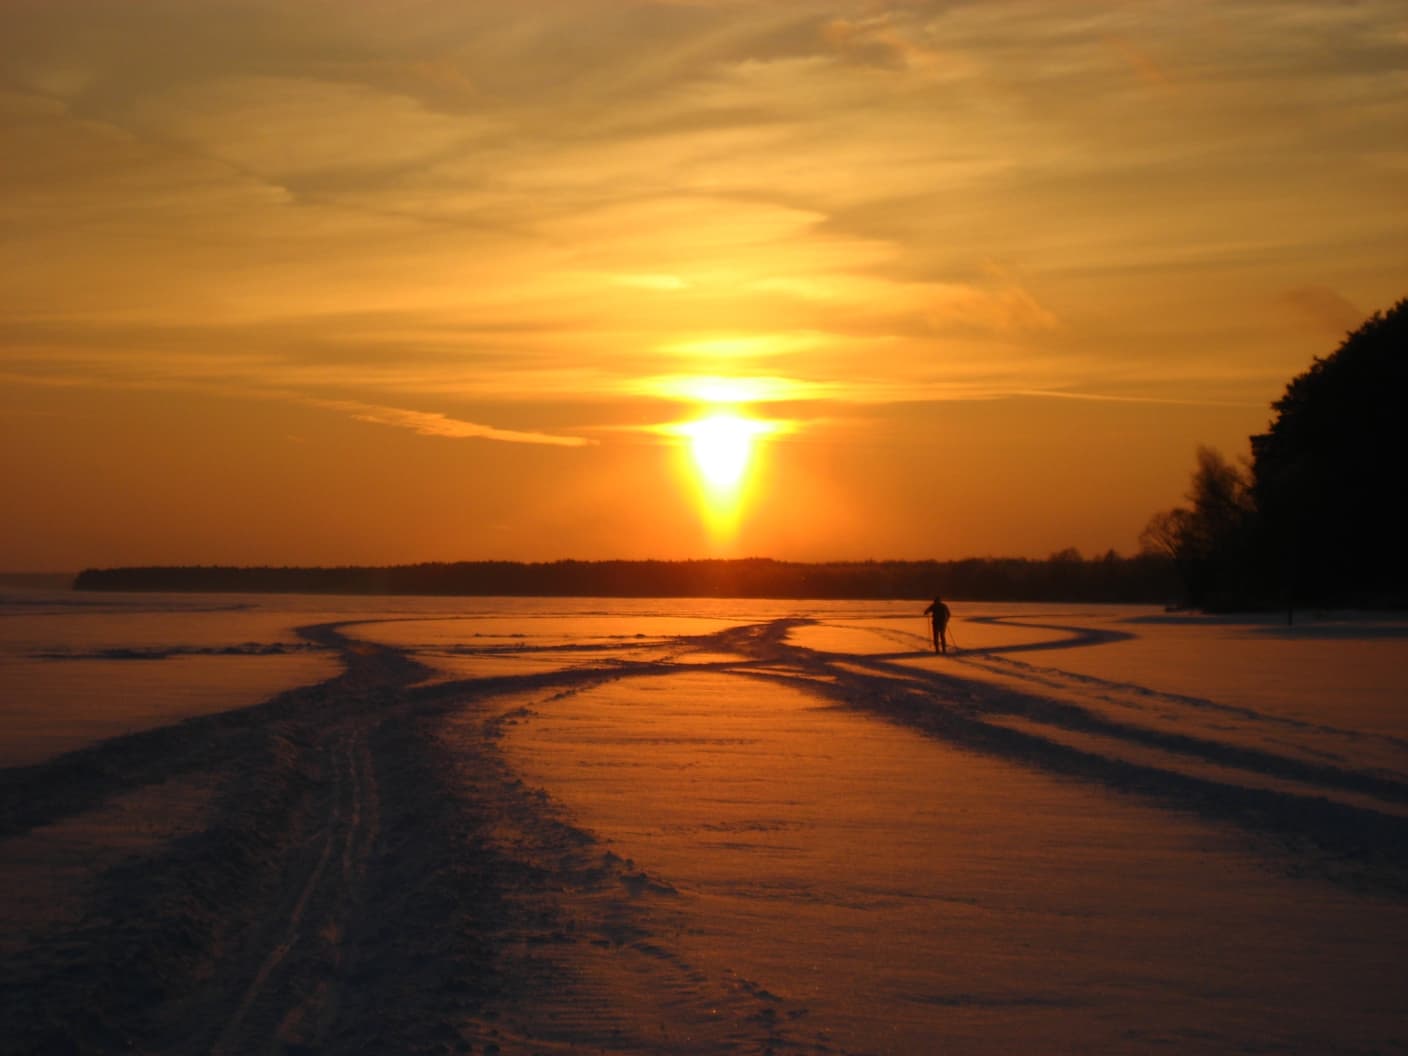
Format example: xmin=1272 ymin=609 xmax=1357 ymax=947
xmin=1143 ymin=297 xmax=1407 ymax=610
xmin=75 ymin=554 xmax=1176 ymax=603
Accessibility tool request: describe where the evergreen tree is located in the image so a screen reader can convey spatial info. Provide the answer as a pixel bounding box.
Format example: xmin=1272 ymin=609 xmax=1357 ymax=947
xmin=1251 ymin=298 xmax=1408 ymax=605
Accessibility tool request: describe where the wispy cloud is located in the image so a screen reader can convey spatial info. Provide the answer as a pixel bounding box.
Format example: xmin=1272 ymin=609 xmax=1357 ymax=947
xmin=315 ymin=399 xmax=595 ymax=447
xmin=1016 ymin=389 xmax=1262 ymax=409
xmin=127 ymin=75 xmax=485 ymax=182
xmin=925 ymin=278 xmax=1059 ymax=335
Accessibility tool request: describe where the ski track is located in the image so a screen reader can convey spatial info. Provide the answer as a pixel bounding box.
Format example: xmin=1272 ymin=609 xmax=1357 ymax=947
xmin=209 ymin=722 xmax=376 ymax=1055
xmin=956 ymin=615 xmax=1405 ymax=743
xmin=2 ymin=610 xmax=1405 ymax=1053
xmin=409 ymin=615 xmax=1408 ymax=833
xmin=454 ymin=615 xmax=1408 ymax=870
xmin=826 ymin=614 xmax=1407 ymax=771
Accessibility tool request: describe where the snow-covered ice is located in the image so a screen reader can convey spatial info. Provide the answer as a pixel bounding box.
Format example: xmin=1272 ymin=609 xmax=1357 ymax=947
xmin=2 ymin=592 xmax=1405 ymax=1053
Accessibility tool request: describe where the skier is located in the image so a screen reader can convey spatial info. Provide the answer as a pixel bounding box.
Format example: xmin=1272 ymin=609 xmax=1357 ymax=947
xmin=923 ymin=596 xmax=951 ymax=655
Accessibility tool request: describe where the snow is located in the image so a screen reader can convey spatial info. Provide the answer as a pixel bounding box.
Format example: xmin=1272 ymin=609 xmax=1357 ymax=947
xmin=1 ymin=591 xmax=1405 ymax=1052
xmin=477 ymin=604 xmax=1408 ymax=1053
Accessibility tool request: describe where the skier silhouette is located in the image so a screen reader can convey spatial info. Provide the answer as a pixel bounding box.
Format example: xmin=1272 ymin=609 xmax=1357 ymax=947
xmin=923 ymin=596 xmax=951 ymax=654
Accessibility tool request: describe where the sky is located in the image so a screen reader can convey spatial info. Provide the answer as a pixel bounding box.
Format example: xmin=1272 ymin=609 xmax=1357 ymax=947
xmin=2 ymin=0 xmax=1405 ymax=570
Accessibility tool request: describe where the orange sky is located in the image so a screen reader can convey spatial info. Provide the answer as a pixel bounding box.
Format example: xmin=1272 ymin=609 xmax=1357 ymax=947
xmin=2 ymin=1 xmax=1405 ymax=570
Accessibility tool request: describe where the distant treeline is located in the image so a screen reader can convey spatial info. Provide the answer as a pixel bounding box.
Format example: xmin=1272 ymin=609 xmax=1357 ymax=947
xmin=74 ymin=553 xmax=1177 ymax=603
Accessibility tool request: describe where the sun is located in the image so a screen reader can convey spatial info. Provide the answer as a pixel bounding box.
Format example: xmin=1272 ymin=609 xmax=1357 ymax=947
xmin=657 ymin=407 xmax=789 ymax=541
xmin=685 ymin=412 xmax=761 ymax=490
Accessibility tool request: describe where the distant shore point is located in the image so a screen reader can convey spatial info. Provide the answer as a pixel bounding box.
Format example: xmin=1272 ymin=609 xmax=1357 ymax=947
xmin=71 ymin=556 xmax=1177 ymax=604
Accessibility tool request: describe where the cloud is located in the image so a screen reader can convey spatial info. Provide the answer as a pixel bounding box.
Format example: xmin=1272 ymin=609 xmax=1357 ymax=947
xmin=307 ymin=399 xmax=596 ymax=447
xmin=128 ymin=75 xmax=482 ymax=182
xmin=0 ymin=327 xmax=599 ymax=445
xmin=1104 ymin=35 xmax=1174 ymax=90
xmin=1016 ymin=389 xmax=1261 ymax=409
xmin=926 ymin=280 xmax=1059 ymax=335
xmin=3 ymin=0 xmax=1406 ymax=428
xmin=626 ymin=373 xmax=837 ymax=405
xmin=820 ymin=13 xmax=946 ymax=74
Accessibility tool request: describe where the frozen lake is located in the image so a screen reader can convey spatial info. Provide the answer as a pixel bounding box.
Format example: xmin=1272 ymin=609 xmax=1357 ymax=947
xmin=2 ymin=590 xmax=1406 ymax=1052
